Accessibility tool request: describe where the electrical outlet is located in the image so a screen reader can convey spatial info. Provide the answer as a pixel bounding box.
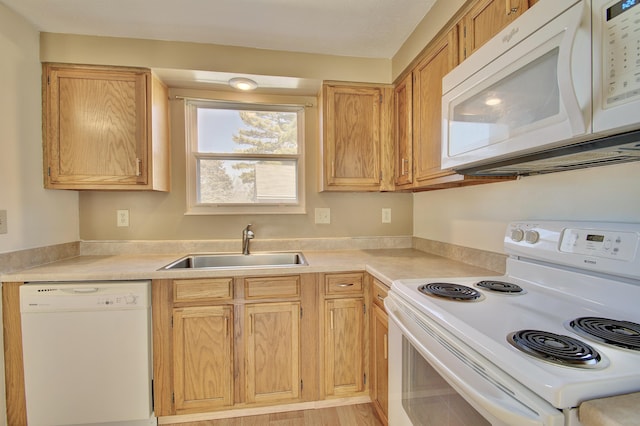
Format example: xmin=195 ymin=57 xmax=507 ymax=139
xmin=116 ymin=209 xmax=130 ymax=227
xmin=0 ymin=210 xmax=7 ymax=234
xmin=315 ymin=208 xmax=330 ymax=224
xmin=382 ymin=208 xmax=391 ymax=224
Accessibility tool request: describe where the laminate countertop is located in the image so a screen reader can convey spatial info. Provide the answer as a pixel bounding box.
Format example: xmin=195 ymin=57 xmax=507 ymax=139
xmin=0 ymin=248 xmax=501 ymax=285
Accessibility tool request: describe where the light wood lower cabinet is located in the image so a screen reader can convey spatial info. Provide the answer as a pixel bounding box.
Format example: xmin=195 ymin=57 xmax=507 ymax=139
xmin=321 ymin=272 xmax=368 ymax=398
xmin=245 ymin=302 xmax=300 ymax=404
xmin=173 ymin=305 xmax=233 ymax=413
xmin=370 ymin=277 xmax=389 ymax=425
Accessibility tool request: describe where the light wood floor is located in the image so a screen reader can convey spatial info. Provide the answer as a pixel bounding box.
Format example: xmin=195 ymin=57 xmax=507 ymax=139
xmin=163 ymin=403 xmax=384 ymax=426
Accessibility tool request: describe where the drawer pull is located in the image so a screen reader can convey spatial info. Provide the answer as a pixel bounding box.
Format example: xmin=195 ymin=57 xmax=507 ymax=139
xmin=337 ymin=283 xmax=354 ymax=287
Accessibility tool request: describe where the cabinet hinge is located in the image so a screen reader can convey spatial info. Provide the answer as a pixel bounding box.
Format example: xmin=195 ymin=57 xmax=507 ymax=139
xmin=47 ymin=76 xmax=50 ymax=85
xmin=379 ymin=94 xmax=383 ymax=103
xmin=172 ymin=392 xmax=175 ymax=404
xmin=363 ymin=303 xmax=367 ymax=315
xmin=300 ymin=307 xmax=303 ymax=318
xmin=47 ymin=167 xmax=51 ymax=177
xmin=463 ymin=47 xmax=467 ymax=58
xmin=301 ymin=380 xmax=304 ymax=391
xmin=463 ymin=25 xmax=467 ymax=38
xmin=364 ymin=373 xmax=367 ymax=385
xmin=171 ymin=315 xmax=173 ymax=328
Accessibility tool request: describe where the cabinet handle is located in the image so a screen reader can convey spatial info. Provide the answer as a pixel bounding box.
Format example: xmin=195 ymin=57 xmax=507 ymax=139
xmin=401 ymin=158 xmax=409 ymax=176
xmin=330 ymin=310 xmax=334 ymax=330
xmin=383 ymin=333 xmax=388 ymax=360
xmin=135 ymin=158 xmax=142 ymax=176
xmin=337 ymin=283 xmax=354 ymax=287
xmin=506 ymin=0 xmax=519 ymax=15
xmin=225 ymin=316 xmax=229 ymax=337
xmin=331 ymin=161 xmax=335 ymax=178
xmin=248 ymin=314 xmax=253 ymax=335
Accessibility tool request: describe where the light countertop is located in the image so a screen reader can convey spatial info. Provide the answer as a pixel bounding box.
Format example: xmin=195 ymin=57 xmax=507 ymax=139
xmin=1 ymin=248 xmax=501 ymax=285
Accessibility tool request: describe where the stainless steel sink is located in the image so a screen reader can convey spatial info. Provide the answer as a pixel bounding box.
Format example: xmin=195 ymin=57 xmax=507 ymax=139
xmin=160 ymin=252 xmax=307 ymax=270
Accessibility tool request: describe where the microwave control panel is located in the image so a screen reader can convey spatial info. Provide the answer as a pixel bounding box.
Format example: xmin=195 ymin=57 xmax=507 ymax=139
xmin=603 ymin=0 xmax=640 ymax=107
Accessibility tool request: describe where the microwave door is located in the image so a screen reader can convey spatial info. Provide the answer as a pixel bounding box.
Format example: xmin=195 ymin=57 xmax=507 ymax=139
xmin=441 ymin=1 xmax=590 ymax=170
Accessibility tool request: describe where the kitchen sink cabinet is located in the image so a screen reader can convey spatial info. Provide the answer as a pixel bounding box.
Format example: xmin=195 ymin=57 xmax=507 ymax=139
xmin=42 ymin=63 xmax=170 ymax=191
xmin=370 ymin=277 xmax=389 ymax=425
xmin=319 ymin=82 xmax=394 ymax=192
xmin=321 ymin=272 xmax=368 ymax=398
xmin=458 ymin=0 xmax=533 ymax=62
xmin=152 ymin=274 xmax=316 ymax=417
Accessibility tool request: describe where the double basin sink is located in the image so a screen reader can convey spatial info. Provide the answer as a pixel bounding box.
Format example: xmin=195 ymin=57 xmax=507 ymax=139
xmin=161 ymin=252 xmax=307 ymax=270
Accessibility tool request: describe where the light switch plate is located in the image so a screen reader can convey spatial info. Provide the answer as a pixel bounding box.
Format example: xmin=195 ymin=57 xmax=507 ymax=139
xmin=315 ymin=208 xmax=330 ymax=224
xmin=0 ymin=210 xmax=7 ymax=234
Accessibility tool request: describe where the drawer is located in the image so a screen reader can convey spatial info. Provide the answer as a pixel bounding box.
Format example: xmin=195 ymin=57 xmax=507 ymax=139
xmin=372 ymin=278 xmax=389 ymax=310
xmin=244 ymin=276 xmax=300 ymax=299
xmin=325 ymin=272 xmax=364 ymax=295
xmin=173 ymin=278 xmax=233 ymax=303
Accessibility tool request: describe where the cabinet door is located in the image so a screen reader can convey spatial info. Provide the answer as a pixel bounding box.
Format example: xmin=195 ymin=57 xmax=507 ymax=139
xmin=322 ymin=84 xmax=384 ymax=191
xmin=459 ymin=0 xmax=530 ymax=61
xmin=372 ymin=304 xmax=389 ymax=424
xmin=324 ymin=298 xmax=365 ymax=396
xmin=394 ymin=73 xmax=413 ymax=187
xmin=245 ymin=302 xmax=301 ymax=404
xmin=413 ymin=28 xmax=459 ymax=185
xmin=173 ymin=306 xmax=233 ymax=413
xmin=44 ymin=65 xmax=148 ymax=187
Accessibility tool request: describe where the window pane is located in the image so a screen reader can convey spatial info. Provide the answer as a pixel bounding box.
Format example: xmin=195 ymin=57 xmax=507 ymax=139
xmin=197 ymin=108 xmax=299 ymax=154
xmin=198 ymin=159 xmax=298 ymax=204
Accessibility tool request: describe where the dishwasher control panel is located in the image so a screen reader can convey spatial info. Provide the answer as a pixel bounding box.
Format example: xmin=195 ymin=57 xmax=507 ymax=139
xmin=21 ymin=281 xmax=150 ymax=313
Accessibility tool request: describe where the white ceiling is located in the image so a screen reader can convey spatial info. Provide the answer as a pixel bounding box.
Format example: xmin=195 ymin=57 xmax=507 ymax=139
xmin=1 ymin=0 xmax=436 ymax=59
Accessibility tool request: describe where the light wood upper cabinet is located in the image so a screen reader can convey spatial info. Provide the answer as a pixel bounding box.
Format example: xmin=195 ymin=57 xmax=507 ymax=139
xmin=394 ymin=73 xmax=413 ymax=188
xmin=172 ymin=305 xmax=233 ymax=413
xmin=245 ymin=302 xmax=301 ymax=404
xmin=458 ymin=0 xmax=531 ymax=61
xmin=320 ymin=83 xmax=394 ymax=192
xmin=413 ymin=28 xmax=460 ymax=185
xmin=42 ymin=63 xmax=170 ymax=191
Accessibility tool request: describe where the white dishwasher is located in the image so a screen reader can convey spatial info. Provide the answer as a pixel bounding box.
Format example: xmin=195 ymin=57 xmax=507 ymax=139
xmin=20 ymin=281 xmax=156 ymax=426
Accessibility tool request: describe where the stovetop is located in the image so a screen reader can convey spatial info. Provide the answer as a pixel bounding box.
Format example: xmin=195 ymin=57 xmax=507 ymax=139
xmin=389 ymin=221 xmax=640 ymax=409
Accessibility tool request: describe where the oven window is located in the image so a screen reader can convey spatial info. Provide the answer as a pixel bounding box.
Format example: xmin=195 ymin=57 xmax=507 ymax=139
xmin=402 ymin=337 xmax=490 ymax=425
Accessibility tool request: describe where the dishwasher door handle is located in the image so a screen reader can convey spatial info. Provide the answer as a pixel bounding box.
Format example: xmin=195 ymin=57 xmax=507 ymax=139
xmin=71 ymin=288 xmax=100 ymax=293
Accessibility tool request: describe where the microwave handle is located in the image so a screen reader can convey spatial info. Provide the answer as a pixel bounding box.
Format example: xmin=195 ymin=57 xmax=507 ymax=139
xmin=556 ymin=4 xmax=587 ymax=135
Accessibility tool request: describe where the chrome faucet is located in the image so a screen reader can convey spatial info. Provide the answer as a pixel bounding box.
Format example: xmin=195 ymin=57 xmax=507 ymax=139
xmin=242 ymin=224 xmax=254 ymax=255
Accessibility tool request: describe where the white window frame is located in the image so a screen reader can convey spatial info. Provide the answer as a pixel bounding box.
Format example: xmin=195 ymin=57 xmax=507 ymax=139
xmin=185 ymin=99 xmax=306 ymax=215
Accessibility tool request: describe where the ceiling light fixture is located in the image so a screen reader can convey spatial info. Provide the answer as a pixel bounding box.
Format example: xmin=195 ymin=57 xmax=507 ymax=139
xmin=229 ymin=77 xmax=258 ymax=91
xmin=485 ymin=97 xmax=502 ymax=106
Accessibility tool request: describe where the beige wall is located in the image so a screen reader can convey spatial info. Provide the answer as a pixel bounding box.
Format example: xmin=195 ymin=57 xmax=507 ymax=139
xmin=0 ymin=5 xmax=79 ymax=256
xmin=414 ymin=162 xmax=640 ymax=254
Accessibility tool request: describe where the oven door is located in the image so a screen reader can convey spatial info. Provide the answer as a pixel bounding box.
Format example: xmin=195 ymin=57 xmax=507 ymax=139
xmin=385 ymin=292 xmax=565 ymax=426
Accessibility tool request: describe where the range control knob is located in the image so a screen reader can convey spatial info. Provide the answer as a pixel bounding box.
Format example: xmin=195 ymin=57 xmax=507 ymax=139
xmin=510 ymin=228 xmax=525 ymax=242
xmin=524 ymin=230 xmax=540 ymax=244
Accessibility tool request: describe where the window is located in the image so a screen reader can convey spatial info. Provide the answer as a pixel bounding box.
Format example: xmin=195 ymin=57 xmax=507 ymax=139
xmin=185 ymin=100 xmax=305 ymax=214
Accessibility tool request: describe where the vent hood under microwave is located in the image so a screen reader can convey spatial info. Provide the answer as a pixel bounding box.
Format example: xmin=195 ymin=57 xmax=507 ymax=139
xmin=441 ymin=0 xmax=640 ymax=177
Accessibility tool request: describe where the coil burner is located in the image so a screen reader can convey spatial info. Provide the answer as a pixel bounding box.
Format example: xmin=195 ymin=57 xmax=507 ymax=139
xmin=568 ymin=317 xmax=640 ymax=352
xmin=507 ymin=330 xmax=603 ymax=368
xmin=476 ymin=280 xmax=524 ymax=294
xmin=418 ymin=283 xmax=482 ymax=301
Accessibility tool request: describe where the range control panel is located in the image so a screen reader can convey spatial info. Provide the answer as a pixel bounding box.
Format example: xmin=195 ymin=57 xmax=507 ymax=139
xmin=505 ymin=221 xmax=640 ymax=280
xmin=559 ymin=228 xmax=637 ymax=260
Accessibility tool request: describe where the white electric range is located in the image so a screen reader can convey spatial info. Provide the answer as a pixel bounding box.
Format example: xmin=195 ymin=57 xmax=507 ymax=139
xmin=386 ymin=221 xmax=640 ymax=425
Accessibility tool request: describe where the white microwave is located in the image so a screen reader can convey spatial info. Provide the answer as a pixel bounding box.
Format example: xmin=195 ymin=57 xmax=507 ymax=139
xmin=441 ymin=0 xmax=640 ymax=175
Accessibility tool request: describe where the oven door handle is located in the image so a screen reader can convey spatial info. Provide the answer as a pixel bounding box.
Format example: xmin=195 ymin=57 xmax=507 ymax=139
xmin=386 ymin=295 xmax=565 ymax=426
